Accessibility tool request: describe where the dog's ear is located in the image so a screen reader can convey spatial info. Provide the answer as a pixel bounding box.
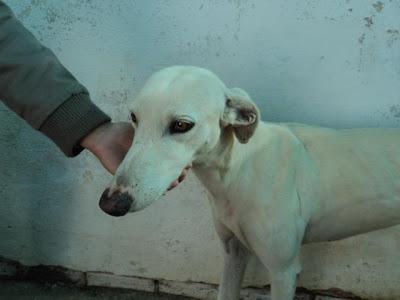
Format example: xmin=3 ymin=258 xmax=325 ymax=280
xmin=221 ymin=87 xmax=260 ymax=144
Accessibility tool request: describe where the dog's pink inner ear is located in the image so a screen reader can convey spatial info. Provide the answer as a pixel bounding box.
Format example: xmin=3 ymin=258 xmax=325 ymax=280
xmin=236 ymin=107 xmax=257 ymax=125
xmin=222 ymin=88 xmax=260 ymax=144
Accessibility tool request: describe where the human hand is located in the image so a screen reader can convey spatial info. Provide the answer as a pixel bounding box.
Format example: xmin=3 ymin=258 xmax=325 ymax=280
xmin=81 ymin=122 xmax=134 ymax=175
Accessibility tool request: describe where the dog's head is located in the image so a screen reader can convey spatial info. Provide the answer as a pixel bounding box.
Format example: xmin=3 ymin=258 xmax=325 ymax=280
xmin=99 ymin=66 xmax=260 ymax=216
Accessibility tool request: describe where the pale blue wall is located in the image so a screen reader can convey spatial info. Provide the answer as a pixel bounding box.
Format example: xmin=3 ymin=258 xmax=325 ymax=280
xmin=7 ymin=0 xmax=400 ymax=128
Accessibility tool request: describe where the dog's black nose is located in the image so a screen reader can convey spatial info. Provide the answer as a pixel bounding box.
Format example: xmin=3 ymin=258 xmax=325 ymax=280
xmin=99 ymin=188 xmax=133 ymax=217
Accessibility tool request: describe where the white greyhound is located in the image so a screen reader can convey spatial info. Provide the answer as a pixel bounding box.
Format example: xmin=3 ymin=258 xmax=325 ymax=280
xmin=99 ymin=66 xmax=400 ymax=300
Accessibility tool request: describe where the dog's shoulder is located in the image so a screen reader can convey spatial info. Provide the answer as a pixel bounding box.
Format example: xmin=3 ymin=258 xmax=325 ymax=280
xmin=253 ymin=122 xmax=310 ymax=158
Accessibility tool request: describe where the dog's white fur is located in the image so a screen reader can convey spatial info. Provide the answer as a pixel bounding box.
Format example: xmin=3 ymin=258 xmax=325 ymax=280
xmin=109 ymin=66 xmax=400 ymax=300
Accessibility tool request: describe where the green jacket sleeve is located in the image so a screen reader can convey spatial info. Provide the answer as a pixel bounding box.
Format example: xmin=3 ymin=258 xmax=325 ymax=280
xmin=0 ymin=1 xmax=111 ymax=156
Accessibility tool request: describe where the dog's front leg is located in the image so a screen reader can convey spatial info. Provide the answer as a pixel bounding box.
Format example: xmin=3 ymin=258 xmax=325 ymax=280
xmin=218 ymin=235 xmax=249 ymax=300
xmin=269 ymin=264 xmax=299 ymax=300
xmin=241 ymin=216 xmax=303 ymax=300
xmin=212 ymin=218 xmax=249 ymax=300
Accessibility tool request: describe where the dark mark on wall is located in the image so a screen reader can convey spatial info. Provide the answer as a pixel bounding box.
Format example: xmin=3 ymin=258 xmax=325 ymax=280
xmin=387 ymin=29 xmax=400 ymax=34
xmin=357 ymin=31 xmax=366 ymax=72
xmin=0 ymin=256 xmax=85 ymax=286
xmin=348 ymin=8 xmax=353 ymax=12
xmin=358 ymin=33 xmax=366 ymax=44
xmin=324 ymin=16 xmax=337 ymax=22
xmin=372 ymin=1 xmax=384 ymax=12
xmin=374 ymin=106 xmax=400 ymax=123
xmin=390 ymin=105 xmax=400 ymax=118
xmin=387 ymin=29 xmax=399 ymax=47
xmin=364 ymin=16 xmax=374 ymax=28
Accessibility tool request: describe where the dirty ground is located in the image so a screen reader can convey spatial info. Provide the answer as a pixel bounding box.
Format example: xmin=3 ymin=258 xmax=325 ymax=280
xmin=0 ymin=279 xmax=196 ymax=300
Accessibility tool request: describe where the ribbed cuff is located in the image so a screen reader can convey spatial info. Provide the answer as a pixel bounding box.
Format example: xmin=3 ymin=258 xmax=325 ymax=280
xmin=40 ymin=93 xmax=111 ymax=157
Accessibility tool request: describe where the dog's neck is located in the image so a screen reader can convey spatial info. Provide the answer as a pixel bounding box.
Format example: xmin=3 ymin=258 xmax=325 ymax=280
xmin=193 ymin=126 xmax=260 ymax=197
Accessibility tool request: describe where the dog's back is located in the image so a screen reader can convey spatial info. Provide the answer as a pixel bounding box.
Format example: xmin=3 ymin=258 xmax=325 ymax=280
xmin=282 ymin=123 xmax=400 ymax=242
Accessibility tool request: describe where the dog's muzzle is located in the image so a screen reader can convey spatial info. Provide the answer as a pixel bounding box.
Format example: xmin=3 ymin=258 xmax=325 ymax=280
xmin=99 ymin=188 xmax=133 ymax=217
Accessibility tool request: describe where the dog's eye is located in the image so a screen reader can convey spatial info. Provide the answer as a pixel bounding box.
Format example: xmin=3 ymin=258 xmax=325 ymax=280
xmin=130 ymin=112 xmax=137 ymax=124
xmin=170 ymin=120 xmax=194 ymax=134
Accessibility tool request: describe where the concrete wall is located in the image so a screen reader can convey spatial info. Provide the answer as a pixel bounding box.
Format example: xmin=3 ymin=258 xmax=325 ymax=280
xmin=1 ymin=0 xmax=399 ymax=298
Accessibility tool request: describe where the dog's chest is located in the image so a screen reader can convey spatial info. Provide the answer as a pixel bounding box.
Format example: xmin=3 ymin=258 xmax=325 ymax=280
xmin=212 ymin=187 xmax=255 ymax=233
xmin=194 ymin=167 xmax=261 ymax=242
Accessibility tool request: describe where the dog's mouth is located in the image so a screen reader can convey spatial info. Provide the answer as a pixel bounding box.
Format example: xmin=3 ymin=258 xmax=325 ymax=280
xmin=166 ymin=163 xmax=192 ymax=191
xmin=99 ymin=164 xmax=193 ymax=217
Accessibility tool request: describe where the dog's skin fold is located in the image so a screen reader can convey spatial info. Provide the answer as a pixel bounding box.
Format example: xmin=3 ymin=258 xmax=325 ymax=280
xmin=100 ymin=66 xmax=400 ymax=300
